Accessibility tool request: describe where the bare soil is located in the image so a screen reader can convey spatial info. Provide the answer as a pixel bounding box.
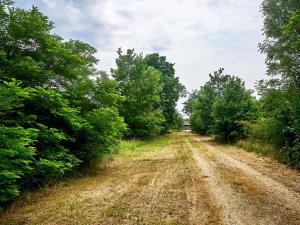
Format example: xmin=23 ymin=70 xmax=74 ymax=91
xmin=1 ymin=133 xmax=300 ymax=225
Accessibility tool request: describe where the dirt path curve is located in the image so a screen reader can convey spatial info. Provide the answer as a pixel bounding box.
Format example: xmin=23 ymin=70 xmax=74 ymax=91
xmin=187 ymin=135 xmax=300 ymax=225
xmin=1 ymin=133 xmax=300 ymax=225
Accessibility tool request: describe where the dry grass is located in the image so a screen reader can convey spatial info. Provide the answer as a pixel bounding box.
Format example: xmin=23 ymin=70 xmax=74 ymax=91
xmin=0 ymin=133 xmax=220 ymax=225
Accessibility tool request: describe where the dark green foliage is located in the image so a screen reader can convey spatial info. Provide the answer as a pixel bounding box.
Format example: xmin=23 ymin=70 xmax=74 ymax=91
xmin=173 ymin=112 xmax=184 ymax=131
xmin=76 ymin=108 xmax=127 ymax=162
xmin=212 ymin=77 xmax=258 ymax=141
xmin=256 ymin=0 xmax=300 ymax=168
xmin=187 ymin=69 xmax=258 ymax=141
xmin=189 ymin=85 xmax=216 ymax=134
xmin=145 ymin=53 xmax=185 ymax=132
xmin=0 ymin=80 xmax=38 ymax=204
xmin=0 ymin=1 xmax=183 ymax=207
xmin=0 ymin=2 xmax=127 ymax=207
xmin=0 ymin=80 xmax=82 ymax=204
xmin=112 ymin=49 xmax=166 ymax=138
xmin=112 ymin=49 xmax=184 ymax=137
xmin=183 ymin=90 xmax=198 ymax=116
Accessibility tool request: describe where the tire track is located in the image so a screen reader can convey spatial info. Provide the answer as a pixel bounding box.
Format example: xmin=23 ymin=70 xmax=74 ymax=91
xmin=187 ymin=136 xmax=300 ymax=225
xmin=186 ymin=139 xmax=261 ymax=225
xmin=194 ymin=137 xmax=300 ymax=213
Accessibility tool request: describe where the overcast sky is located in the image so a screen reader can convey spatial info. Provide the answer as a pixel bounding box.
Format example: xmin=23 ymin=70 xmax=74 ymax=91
xmin=15 ymin=0 xmax=267 ymax=111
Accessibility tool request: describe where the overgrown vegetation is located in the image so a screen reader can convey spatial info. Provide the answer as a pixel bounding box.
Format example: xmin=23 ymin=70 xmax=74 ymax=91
xmin=0 ymin=1 xmax=184 ymax=208
xmin=186 ymin=0 xmax=300 ymax=168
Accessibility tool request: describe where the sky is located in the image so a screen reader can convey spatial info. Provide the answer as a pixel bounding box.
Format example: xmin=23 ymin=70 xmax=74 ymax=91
xmin=14 ymin=0 xmax=267 ymax=111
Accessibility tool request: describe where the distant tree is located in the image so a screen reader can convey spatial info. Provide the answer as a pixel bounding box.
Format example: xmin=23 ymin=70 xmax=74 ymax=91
xmin=145 ymin=53 xmax=185 ymax=132
xmin=112 ymin=49 xmax=165 ymax=138
xmin=212 ymin=77 xmax=258 ymax=141
xmin=190 ymin=85 xmax=216 ymax=134
xmin=173 ymin=111 xmax=184 ymax=131
xmin=187 ymin=69 xmax=257 ymax=140
xmin=183 ymin=90 xmax=198 ymax=116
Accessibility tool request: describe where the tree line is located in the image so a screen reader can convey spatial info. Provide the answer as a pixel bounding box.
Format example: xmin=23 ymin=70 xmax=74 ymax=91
xmin=0 ymin=1 xmax=185 ymax=207
xmin=185 ymin=0 xmax=300 ymax=169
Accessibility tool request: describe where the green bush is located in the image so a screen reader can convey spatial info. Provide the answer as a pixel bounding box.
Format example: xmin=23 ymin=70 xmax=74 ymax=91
xmin=126 ymin=110 xmax=165 ymax=138
xmin=241 ymin=118 xmax=284 ymax=147
xmin=0 ymin=126 xmax=38 ymax=205
xmin=76 ymin=108 xmax=127 ymax=162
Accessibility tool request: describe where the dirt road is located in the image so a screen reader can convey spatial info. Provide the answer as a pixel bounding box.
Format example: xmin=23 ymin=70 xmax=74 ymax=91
xmin=1 ymin=133 xmax=300 ymax=225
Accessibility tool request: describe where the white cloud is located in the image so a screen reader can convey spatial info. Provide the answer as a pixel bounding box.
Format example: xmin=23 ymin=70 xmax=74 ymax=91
xmin=15 ymin=0 xmax=267 ymax=111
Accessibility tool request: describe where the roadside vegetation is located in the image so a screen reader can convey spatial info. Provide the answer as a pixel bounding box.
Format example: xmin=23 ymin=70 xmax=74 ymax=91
xmin=185 ymin=0 xmax=300 ymax=169
xmin=1 ymin=0 xmax=299 ymax=213
xmin=0 ymin=1 xmax=184 ymax=208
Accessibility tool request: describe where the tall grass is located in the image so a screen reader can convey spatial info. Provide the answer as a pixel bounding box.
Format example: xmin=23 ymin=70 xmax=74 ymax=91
xmin=236 ymin=139 xmax=279 ymax=158
xmin=118 ymin=135 xmax=170 ymax=154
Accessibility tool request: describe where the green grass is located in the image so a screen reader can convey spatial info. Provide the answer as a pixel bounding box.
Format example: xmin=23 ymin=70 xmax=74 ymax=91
xmin=236 ymin=139 xmax=278 ymax=157
xmin=87 ymin=135 xmax=171 ymax=174
xmin=118 ymin=135 xmax=171 ymax=155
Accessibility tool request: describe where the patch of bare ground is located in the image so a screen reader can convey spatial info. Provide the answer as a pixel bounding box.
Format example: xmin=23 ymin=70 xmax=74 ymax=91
xmin=190 ymin=135 xmax=300 ymax=225
xmin=0 ymin=133 xmax=220 ymax=225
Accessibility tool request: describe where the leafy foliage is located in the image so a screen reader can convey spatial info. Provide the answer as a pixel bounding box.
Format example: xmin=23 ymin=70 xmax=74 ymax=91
xmin=0 ymin=126 xmax=37 ymax=203
xmin=112 ymin=49 xmax=165 ymax=138
xmin=260 ymin=0 xmax=300 ymax=88
xmin=145 ymin=53 xmax=185 ymax=132
xmin=0 ymin=2 xmax=127 ymax=207
xmin=256 ymin=0 xmax=300 ymax=168
xmin=212 ymin=77 xmax=258 ymax=141
xmin=0 ymin=2 xmax=183 ymax=207
xmin=187 ymin=69 xmax=257 ymax=140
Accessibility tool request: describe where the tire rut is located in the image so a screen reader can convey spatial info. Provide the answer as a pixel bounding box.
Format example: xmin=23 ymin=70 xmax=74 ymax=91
xmin=187 ymin=136 xmax=300 ymax=225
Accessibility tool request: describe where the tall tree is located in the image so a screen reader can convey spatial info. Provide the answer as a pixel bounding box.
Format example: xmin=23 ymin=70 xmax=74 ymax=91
xmin=187 ymin=69 xmax=257 ymax=140
xmin=212 ymin=77 xmax=258 ymax=141
xmin=145 ymin=53 xmax=185 ymax=132
xmin=0 ymin=2 xmax=126 ymax=206
xmin=112 ymin=49 xmax=165 ymax=138
xmin=260 ymin=0 xmax=300 ymax=88
xmin=258 ymin=0 xmax=300 ymax=167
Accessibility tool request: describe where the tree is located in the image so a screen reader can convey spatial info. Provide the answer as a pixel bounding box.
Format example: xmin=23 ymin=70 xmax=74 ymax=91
xmin=260 ymin=0 xmax=300 ymax=88
xmin=183 ymin=90 xmax=198 ymax=116
xmin=112 ymin=49 xmax=165 ymax=138
xmin=212 ymin=77 xmax=258 ymax=141
xmin=0 ymin=2 xmax=127 ymax=206
xmin=189 ymin=85 xmax=216 ymax=134
xmin=188 ymin=68 xmax=236 ymax=135
xmin=258 ymin=0 xmax=300 ymax=168
xmin=0 ymin=5 xmax=98 ymax=90
xmin=187 ymin=69 xmax=257 ymax=140
xmin=145 ymin=53 xmax=185 ymax=132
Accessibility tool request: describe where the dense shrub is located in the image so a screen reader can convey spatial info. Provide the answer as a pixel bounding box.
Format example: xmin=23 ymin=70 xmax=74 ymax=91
xmin=0 ymin=2 xmax=127 ymax=206
xmin=0 ymin=126 xmax=38 ymax=204
xmin=75 ymin=108 xmax=127 ymax=162
xmin=258 ymin=0 xmax=300 ymax=168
